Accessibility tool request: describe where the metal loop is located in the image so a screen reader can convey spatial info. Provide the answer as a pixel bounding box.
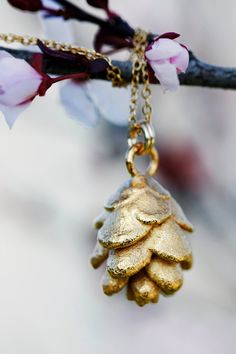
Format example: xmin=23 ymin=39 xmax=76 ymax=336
xmin=126 ymin=144 xmax=159 ymax=177
xmin=128 ymin=122 xmax=155 ymax=151
xmin=142 ymin=105 xmax=152 ymax=116
xmin=142 ymin=87 xmax=151 ymax=98
xmin=133 ymin=60 xmax=143 ymax=71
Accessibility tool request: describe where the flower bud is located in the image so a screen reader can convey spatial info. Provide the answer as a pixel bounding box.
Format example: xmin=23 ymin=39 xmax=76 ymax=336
xmin=145 ymin=33 xmax=189 ymax=91
xmin=7 ymin=0 xmax=43 ymax=12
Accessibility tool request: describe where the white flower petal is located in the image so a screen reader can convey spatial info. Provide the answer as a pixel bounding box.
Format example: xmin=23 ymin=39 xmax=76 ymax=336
xmin=60 ymin=80 xmax=100 ymax=127
xmin=0 ymin=51 xmax=13 ymax=60
xmin=60 ymin=80 xmax=130 ymax=127
xmin=146 ymin=38 xmax=183 ymax=61
xmin=0 ymin=56 xmax=42 ymax=106
xmin=41 ymin=0 xmax=61 ymax=10
xmin=150 ymin=60 xmax=180 ymax=92
xmin=0 ymin=57 xmax=42 ymax=83
xmin=88 ymin=80 xmax=130 ymax=126
xmin=0 ymin=77 xmax=42 ymax=107
xmin=39 ymin=0 xmax=75 ymax=42
xmin=171 ymin=47 xmax=189 ymax=73
xmin=0 ymin=102 xmax=30 ymax=128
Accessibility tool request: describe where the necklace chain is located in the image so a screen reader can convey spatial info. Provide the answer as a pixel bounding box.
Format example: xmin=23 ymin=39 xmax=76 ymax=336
xmin=0 ymin=31 xmax=152 ymax=130
xmin=128 ymin=29 xmax=153 ymax=150
xmin=129 ymin=29 xmax=152 ymax=127
xmin=126 ymin=29 xmax=157 ymax=177
xmin=0 ymin=32 xmax=126 ymax=87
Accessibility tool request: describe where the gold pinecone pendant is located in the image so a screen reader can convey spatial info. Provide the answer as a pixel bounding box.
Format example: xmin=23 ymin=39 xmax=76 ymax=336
xmin=91 ymin=175 xmax=193 ymax=306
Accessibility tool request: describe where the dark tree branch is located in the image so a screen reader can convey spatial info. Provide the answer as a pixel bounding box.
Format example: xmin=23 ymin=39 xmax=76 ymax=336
xmin=178 ymin=52 xmax=236 ymax=89
xmin=49 ymin=0 xmax=135 ymax=38
xmin=8 ymin=1 xmax=236 ymax=89
xmin=1 ymin=46 xmax=236 ymax=90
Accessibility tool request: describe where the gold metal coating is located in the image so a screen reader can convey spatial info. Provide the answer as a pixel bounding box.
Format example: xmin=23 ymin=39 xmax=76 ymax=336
xmin=128 ymin=121 xmax=155 ymax=151
xmin=98 ymin=206 xmax=151 ymax=249
xmin=146 ymin=257 xmax=183 ymax=294
xmin=129 ymin=29 xmax=152 ymax=127
xmin=90 ymin=241 xmax=108 ymax=269
xmin=126 ymin=144 xmax=159 ymax=177
xmin=93 ymin=210 xmax=109 ymax=229
xmin=107 ymin=237 xmax=152 ymax=278
xmin=102 ymin=272 xmax=128 ymax=296
xmin=127 ymin=271 xmax=159 ymax=306
xmin=91 ymin=175 xmax=194 ymax=306
xmin=126 ymin=29 xmax=159 ymax=177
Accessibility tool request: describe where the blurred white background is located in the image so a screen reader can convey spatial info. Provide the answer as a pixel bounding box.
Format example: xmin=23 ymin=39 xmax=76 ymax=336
xmin=0 ymin=1 xmax=236 ymax=354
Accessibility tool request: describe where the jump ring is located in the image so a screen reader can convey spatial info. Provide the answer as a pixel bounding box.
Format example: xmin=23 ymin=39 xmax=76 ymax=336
xmin=128 ymin=122 xmax=155 ymax=151
xmin=126 ymin=144 xmax=159 ymax=177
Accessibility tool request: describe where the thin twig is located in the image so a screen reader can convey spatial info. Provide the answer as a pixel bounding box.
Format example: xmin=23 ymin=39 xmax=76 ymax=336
xmin=50 ymin=0 xmax=135 ymax=37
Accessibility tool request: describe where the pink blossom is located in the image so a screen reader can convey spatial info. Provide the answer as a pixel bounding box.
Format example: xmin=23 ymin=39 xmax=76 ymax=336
xmin=0 ymin=51 xmax=43 ymax=128
xmin=145 ymin=33 xmax=189 ymax=91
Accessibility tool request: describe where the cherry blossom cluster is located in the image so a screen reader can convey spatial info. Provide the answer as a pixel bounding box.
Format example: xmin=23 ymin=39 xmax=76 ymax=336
xmin=1 ymin=0 xmax=189 ymax=128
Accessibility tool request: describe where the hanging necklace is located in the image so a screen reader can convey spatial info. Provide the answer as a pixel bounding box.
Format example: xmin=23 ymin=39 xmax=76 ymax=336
xmin=0 ymin=30 xmax=194 ymax=307
xmin=91 ymin=29 xmax=194 ymax=307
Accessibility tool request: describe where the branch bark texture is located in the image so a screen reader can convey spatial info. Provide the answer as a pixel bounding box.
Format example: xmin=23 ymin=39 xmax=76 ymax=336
xmin=1 ymin=46 xmax=236 ymax=90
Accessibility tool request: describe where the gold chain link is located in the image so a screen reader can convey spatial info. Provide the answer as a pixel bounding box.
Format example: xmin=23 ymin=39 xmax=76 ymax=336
xmin=128 ymin=29 xmax=154 ymax=152
xmin=106 ymin=65 xmax=126 ymax=87
xmin=0 ymin=32 xmax=126 ymax=87
xmin=126 ymin=29 xmax=157 ymax=177
xmin=141 ymin=59 xmax=152 ymax=123
xmin=129 ymin=29 xmax=152 ymax=127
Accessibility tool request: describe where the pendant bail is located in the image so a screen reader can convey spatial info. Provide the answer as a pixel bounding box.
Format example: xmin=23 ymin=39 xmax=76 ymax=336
xmin=126 ymin=143 xmax=159 ymax=177
xmin=128 ymin=121 xmax=155 ymax=152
